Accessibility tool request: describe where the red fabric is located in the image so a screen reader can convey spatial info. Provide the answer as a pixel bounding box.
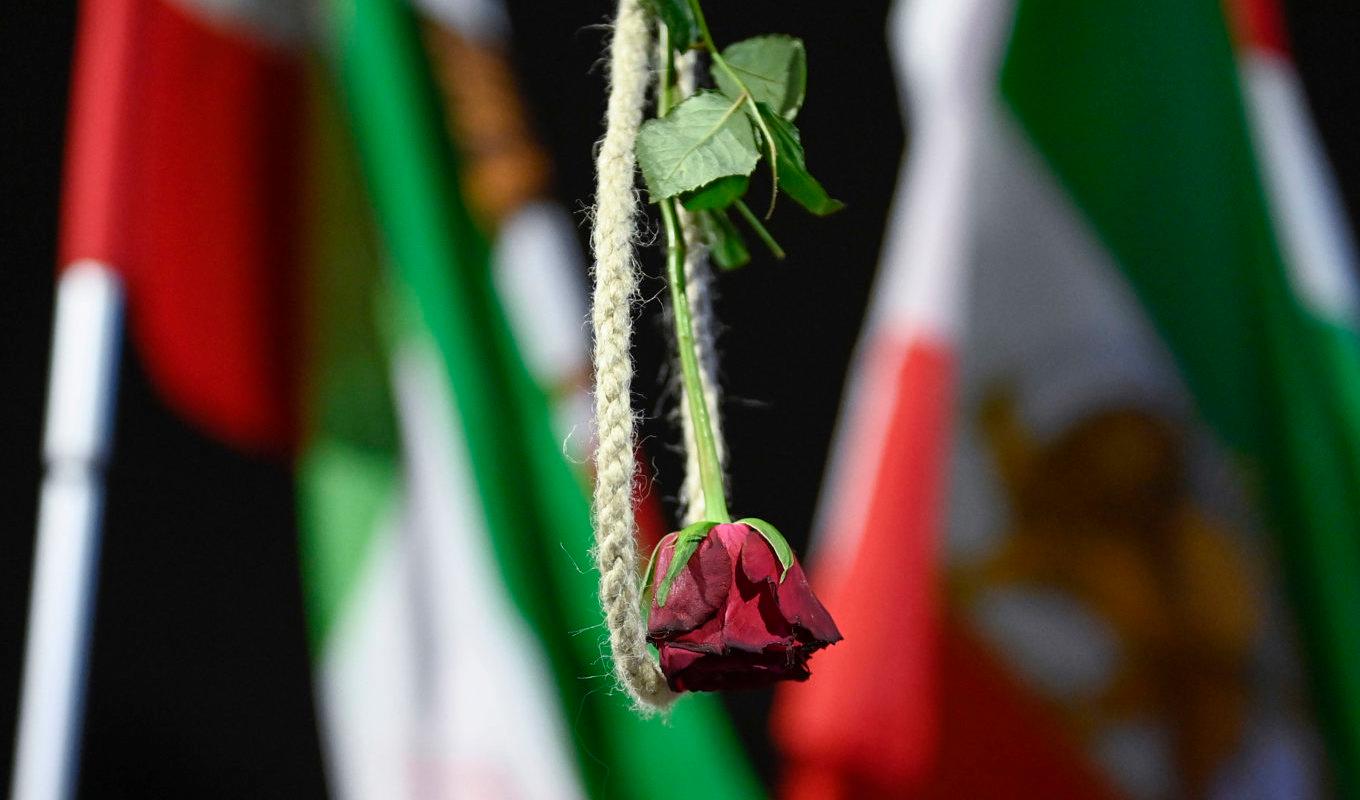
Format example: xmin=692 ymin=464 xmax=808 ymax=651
xmin=919 ymin=629 xmax=1117 ymax=800
xmin=635 ymin=451 xmax=670 ymax=554
xmin=1226 ymin=0 xmax=1290 ymax=56
xmin=60 ymin=0 xmax=301 ymax=454
xmin=60 ymin=0 xmax=141 ymax=270
xmin=771 ymin=338 xmax=953 ymax=787
xmin=780 ymin=625 xmax=1118 ymax=800
xmin=771 ymin=336 xmax=1119 ymax=797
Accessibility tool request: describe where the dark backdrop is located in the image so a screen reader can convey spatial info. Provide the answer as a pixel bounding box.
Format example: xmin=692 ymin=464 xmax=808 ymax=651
xmin=2 ymin=1 xmax=1356 ymax=796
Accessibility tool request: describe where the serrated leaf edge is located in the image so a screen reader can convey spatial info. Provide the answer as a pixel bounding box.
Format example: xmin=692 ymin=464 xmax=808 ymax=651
xmin=636 ymin=92 xmax=760 ymax=201
xmin=717 ymin=34 xmax=807 ymax=120
xmin=660 ymin=93 xmax=750 ymax=184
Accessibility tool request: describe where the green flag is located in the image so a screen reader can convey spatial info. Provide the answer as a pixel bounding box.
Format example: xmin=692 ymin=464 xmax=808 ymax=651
xmin=301 ymin=0 xmax=763 ymax=796
xmin=999 ymin=0 xmax=1360 ymax=789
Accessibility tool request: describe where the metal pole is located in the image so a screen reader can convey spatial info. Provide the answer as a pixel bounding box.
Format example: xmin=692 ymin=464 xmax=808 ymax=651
xmin=11 ymin=262 xmax=123 ymax=800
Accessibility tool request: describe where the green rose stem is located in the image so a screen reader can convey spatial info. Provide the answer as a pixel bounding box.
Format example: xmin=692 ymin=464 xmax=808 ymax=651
xmin=733 ymin=199 xmax=786 ymax=260
xmin=686 ymin=0 xmax=782 ymax=217
xmin=659 ymin=27 xmax=731 ymax=524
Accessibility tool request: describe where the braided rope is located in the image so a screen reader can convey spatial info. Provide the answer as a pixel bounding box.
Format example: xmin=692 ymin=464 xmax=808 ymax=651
xmin=589 ymin=0 xmax=676 ymax=710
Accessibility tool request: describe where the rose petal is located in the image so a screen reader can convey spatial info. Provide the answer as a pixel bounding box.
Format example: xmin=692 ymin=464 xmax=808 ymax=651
xmin=658 ymin=645 xmax=812 ymax=692
xmin=718 ymin=531 xmax=794 ymax=652
xmin=736 ymin=527 xmax=782 ymax=586
xmin=649 ymin=532 xmax=679 ymax=576
xmin=657 ymin=644 xmax=707 ymax=689
xmin=661 ymin=602 xmax=726 ymax=651
xmin=709 ymin=523 xmax=752 ymax=558
xmin=648 ymin=531 xmax=732 ymax=635
xmin=777 ymin=560 xmax=843 ymax=647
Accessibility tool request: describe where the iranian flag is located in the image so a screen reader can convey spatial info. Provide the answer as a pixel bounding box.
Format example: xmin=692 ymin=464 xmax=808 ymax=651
xmin=303 ymin=0 xmax=761 ymax=794
xmin=774 ymin=0 xmax=1360 ymax=797
xmin=308 ymin=0 xmax=760 ymax=797
xmin=24 ymin=0 xmax=760 ymax=797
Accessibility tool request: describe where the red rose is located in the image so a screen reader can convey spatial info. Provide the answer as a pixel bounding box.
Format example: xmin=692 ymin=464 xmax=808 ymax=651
xmin=645 ymin=521 xmax=842 ymax=692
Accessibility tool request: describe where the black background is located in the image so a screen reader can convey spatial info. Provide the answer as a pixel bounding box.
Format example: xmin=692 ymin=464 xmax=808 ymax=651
xmin=2 ymin=1 xmax=1357 ymax=796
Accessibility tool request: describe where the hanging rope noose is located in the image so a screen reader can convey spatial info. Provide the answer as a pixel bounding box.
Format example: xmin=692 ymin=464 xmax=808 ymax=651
xmin=589 ymin=0 xmax=677 ymax=711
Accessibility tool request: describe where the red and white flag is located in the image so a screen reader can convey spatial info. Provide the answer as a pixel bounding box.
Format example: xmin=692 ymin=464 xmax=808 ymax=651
xmin=59 ymin=0 xmax=305 ymax=452
xmin=770 ymin=1 xmax=1107 ymax=795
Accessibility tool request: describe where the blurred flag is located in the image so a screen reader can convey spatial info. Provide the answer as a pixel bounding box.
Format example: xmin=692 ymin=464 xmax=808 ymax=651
xmin=417 ymin=0 xmax=672 ymax=552
xmin=57 ymin=0 xmax=304 ymax=454
xmin=17 ymin=3 xmax=306 ymax=796
xmin=50 ymin=0 xmax=759 ymax=796
xmin=297 ymin=1 xmax=590 ymax=793
xmin=774 ymin=0 xmax=1358 ymax=797
xmin=305 ymin=0 xmax=757 ymax=797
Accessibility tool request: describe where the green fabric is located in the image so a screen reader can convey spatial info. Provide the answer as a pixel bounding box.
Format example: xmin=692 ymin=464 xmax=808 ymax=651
xmin=298 ymin=440 xmax=398 ymax=648
xmin=321 ymin=0 xmax=763 ymax=796
xmin=1001 ymin=0 xmax=1360 ymax=790
xmin=296 ymin=60 xmax=399 ymax=650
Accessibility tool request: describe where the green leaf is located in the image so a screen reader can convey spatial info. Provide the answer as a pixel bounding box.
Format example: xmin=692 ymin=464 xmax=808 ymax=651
xmin=656 ymin=520 xmax=719 ymax=606
xmin=737 ymin=517 xmax=795 ymax=580
xmin=754 ymin=103 xmax=844 ymax=216
xmin=682 ymin=174 xmax=749 ymax=211
xmin=715 ymin=35 xmax=807 ymax=120
xmin=636 ymin=91 xmax=760 ymax=202
xmin=642 ymin=0 xmax=699 ymax=51
xmin=698 ymin=209 xmax=751 ymax=270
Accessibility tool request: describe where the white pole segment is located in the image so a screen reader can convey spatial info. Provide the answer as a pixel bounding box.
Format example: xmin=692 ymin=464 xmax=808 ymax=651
xmin=11 ymin=261 xmax=124 ymax=800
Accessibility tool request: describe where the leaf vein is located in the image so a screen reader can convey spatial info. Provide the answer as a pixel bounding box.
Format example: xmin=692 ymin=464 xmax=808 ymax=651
xmin=661 ymin=93 xmax=749 ymax=181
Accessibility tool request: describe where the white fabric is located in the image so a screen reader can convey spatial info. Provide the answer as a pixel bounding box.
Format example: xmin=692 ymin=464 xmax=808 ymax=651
xmin=1239 ymin=53 xmax=1360 ymax=323
xmin=493 ymin=202 xmax=590 ymax=390
xmin=320 ymin=341 xmax=586 ymax=800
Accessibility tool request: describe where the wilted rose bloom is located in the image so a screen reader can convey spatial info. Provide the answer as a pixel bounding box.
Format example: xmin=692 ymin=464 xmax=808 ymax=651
xmin=646 ymin=522 xmax=841 ymax=691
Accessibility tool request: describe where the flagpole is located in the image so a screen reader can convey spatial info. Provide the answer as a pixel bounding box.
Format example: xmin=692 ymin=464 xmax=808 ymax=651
xmin=11 ymin=262 xmax=124 ymax=800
